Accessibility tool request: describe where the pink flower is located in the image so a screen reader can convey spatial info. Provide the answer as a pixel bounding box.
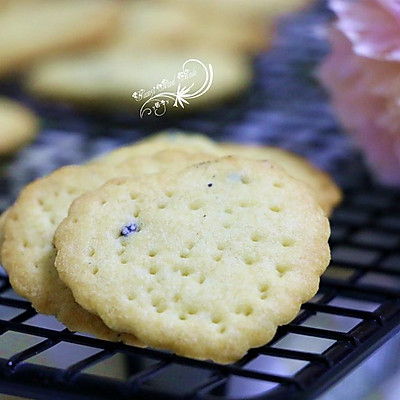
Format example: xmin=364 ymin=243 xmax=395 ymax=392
xmin=331 ymin=0 xmax=400 ymax=61
xmin=319 ymin=27 xmax=400 ymax=185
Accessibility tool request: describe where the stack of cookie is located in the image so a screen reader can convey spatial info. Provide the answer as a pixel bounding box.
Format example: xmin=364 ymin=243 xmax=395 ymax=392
xmin=0 ymin=132 xmax=339 ymax=364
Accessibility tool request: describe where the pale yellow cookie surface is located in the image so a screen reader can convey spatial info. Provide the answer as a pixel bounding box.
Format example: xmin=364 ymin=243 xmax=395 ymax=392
xmin=219 ymin=143 xmax=342 ymax=215
xmin=94 ymin=132 xmax=221 ymax=165
xmin=55 ymin=157 xmax=330 ymax=363
xmin=95 ymin=132 xmax=342 ymax=215
xmin=0 ymin=97 xmax=39 ymax=155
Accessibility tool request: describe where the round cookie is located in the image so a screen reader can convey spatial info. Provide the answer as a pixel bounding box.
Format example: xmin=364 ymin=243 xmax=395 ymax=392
xmin=219 ymin=143 xmax=342 ymax=215
xmin=1 ymin=150 xmax=213 ymax=342
xmin=54 ymin=156 xmax=331 ymax=363
xmin=24 ymin=48 xmax=252 ymax=111
xmin=0 ymin=0 xmax=119 ymax=79
xmin=0 ymin=97 xmax=39 ymax=155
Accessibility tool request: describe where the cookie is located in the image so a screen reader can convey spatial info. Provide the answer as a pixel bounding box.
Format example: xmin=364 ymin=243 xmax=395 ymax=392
xmin=0 ymin=97 xmax=39 ymax=155
xmin=94 ymin=131 xmax=221 ymax=165
xmin=117 ymin=1 xmax=272 ymax=54
xmin=219 ymin=143 xmax=342 ymax=215
xmin=1 ymin=150 xmax=213 ymax=341
xmin=55 ymin=156 xmax=331 ymax=363
xmin=96 ymin=132 xmax=342 ymax=215
xmin=24 ymin=48 xmax=252 ymax=111
xmin=0 ymin=0 xmax=119 ymax=79
xmin=0 ymin=208 xmax=9 ymax=261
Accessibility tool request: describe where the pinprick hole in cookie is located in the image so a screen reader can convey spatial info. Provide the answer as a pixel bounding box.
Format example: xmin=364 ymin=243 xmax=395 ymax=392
xmin=282 ymin=238 xmax=295 ymax=247
xmin=22 ymin=240 xmax=29 ymax=249
xmin=273 ymin=182 xmax=283 ymax=188
xmin=241 ymin=176 xmax=251 ymax=184
xmin=157 ymin=304 xmax=167 ymax=313
xmin=149 ymin=265 xmax=158 ymax=275
xmin=212 ymin=315 xmax=222 ymax=324
xmin=259 ymin=284 xmax=269 ymax=299
xmin=180 ymin=268 xmax=191 ymax=277
xmin=164 ymin=190 xmax=173 ymax=198
xmin=198 ymin=275 xmax=206 ymax=285
xmin=38 ymin=198 xmax=45 ymax=206
xmin=244 ymin=256 xmax=255 ymax=266
xmin=133 ymin=209 xmax=140 ymax=218
xmin=72 ymin=218 xmax=78 ymax=224
xmin=214 ymin=254 xmax=222 ymax=262
xmin=158 ymin=203 xmax=166 ymax=210
xmin=121 ymin=258 xmax=128 ymax=265
xmin=89 ymin=248 xmax=96 ymax=257
xmin=276 ymin=264 xmax=289 ymax=277
xmin=217 ymin=243 xmax=226 ymax=251
xmin=270 ymin=205 xmax=282 ymax=213
xmin=223 ymin=222 xmax=232 ymax=229
xmin=147 ymin=287 xmax=154 ymax=294
xmin=189 ymin=201 xmax=202 ymax=211
xmin=92 ymin=267 xmax=99 ymax=275
xmin=251 ymin=233 xmax=261 ymax=242
xmin=130 ymin=193 xmax=138 ymax=200
xmin=148 ymin=250 xmax=157 ymax=258
xmin=173 ymin=293 xmax=181 ymax=302
xmin=188 ymin=307 xmax=197 ymax=315
xmin=101 ymin=200 xmax=107 ymax=206
xmin=239 ymin=201 xmax=251 ymax=208
xmin=187 ymin=242 xmax=195 ymax=250
xmin=127 ymin=294 xmax=135 ymax=301
xmin=225 ymin=208 xmax=233 ymax=214
xmin=179 ymin=314 xmax=187 ymax=321
xmin=219 ymin=326 xmax=226 ymax=334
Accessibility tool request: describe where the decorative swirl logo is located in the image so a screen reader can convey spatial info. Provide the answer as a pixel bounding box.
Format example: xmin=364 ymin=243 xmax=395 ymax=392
xmin=132 ymin=59 xmax=213 ymax=118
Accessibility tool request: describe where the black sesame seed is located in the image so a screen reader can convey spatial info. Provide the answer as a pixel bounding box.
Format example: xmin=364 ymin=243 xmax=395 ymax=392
xmin=121 ymin=223 xmax=140 ymax=237
xmin=208 ymin=183 xmax=213 ymax=187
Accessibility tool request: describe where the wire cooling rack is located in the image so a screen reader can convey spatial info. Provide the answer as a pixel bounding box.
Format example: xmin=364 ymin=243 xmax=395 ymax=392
xmin=1 ymin=183 xmax=400 ymax=400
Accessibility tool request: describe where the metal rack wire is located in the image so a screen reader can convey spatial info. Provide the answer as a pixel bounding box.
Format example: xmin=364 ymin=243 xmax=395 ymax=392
xmin=1 ymin=183 xmax=400 ymax=400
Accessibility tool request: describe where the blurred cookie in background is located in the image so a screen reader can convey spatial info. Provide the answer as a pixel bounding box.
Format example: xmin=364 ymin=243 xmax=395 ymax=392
xmin=0 ymin=97 xmax=39 ymax=156
xmin=21 ymin=0 xmax=273 ymax=112
xmin=24 ymin=49 xmax=252 ymax=112
xmin=167 ymin=0 xmax=313 ymax=20
xmin=1 ymin=0 xmax=314 ymax=113
xmin=0 ymin=0 xmax=120 ymax=79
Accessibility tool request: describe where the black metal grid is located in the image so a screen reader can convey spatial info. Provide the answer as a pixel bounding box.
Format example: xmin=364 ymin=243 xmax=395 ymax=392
xmin=1 ymin=183 xmax=400 ymax=400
